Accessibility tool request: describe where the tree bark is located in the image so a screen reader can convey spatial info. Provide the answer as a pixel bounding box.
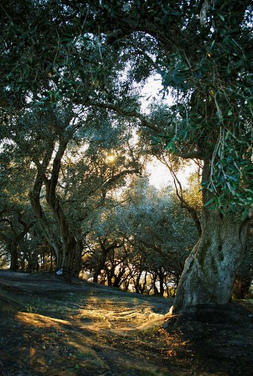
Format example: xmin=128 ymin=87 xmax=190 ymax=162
xmin=171 ymin=161 xmax=251 ymax=313
xmin=44 ymin=138 xmax=83 ymax=276
xmin=30 ymin=133 xmax=83 ymax=276
xmin=171 ymin=209 xmax=250 ymax=312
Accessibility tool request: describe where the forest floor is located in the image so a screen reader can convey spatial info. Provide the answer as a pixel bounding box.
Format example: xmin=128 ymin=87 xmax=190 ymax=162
xmin=0 ymin=271 xmax=253 ymax=376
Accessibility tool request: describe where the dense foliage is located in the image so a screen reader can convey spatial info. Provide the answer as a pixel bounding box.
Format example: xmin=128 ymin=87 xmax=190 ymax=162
xmin=0 ymin=1 xmax=252 ymax=305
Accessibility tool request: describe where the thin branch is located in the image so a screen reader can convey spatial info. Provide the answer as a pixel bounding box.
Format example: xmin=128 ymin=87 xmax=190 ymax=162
xmin=157 ymin=156 xmax=202 ymax=236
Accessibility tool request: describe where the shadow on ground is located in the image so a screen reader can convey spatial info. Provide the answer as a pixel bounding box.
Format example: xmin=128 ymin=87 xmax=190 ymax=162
xmin=0 ymin=271 xmax=253 ymax=376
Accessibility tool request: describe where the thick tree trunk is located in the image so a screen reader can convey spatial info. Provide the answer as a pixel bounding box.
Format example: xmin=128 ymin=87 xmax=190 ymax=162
xmin=170 ymin=157 xmax=251 ymax=314
xmin=63 ymin=237 xmax=83 ymax=276
xmin=9 ymin=241 xmax=18 ymax=272
xmin=30 ymin=136 xmax=83 ymax=277
xmin=171 ymin=208 xmax=250 ymax=313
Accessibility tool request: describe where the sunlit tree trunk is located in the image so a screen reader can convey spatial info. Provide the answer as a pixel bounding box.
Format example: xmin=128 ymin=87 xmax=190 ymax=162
xmin=172 ymin=210 xmax=250 ymax=312
xmin=172 ymin=162 xmax=251 ymax=313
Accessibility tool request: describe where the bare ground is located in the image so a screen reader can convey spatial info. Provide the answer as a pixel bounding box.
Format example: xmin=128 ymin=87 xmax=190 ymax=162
xmin=0 ymin=271 xmax=253 ymax=376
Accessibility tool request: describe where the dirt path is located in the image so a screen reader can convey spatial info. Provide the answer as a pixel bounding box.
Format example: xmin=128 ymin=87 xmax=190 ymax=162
xmin=0 ymin=272 xmax=253 ymax=376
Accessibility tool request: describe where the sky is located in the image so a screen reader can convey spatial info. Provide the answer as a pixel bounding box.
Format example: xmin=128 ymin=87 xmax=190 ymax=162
xmin=139 ymin=74 xmax=193 ymax=189
xmin=146 ymin=159 xmax=193 ymax=189
xmin=140 ymin=73 xmax=174 ymax=112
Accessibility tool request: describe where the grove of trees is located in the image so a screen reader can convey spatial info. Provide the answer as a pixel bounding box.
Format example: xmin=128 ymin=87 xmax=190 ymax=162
xmin=0 ymin=0 xmax=252 ymax=313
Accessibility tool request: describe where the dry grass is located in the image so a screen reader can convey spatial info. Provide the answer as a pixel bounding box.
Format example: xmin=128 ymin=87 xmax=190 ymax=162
xmin=1 ymin=272 xmax=253 ymax=376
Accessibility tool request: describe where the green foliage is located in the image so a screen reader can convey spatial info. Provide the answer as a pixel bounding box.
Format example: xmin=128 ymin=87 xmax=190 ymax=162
xmin=84 ymin=175 xmax=198 ymax=289
xmin=1 ymin=0 xmax=252 ymax=282
xmin=118 ymin=0 xmax=253 ymax=214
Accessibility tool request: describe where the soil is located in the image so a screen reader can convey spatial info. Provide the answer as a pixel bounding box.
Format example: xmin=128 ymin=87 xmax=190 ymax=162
xmin=0 ymin=271 xmax=253 ymax=376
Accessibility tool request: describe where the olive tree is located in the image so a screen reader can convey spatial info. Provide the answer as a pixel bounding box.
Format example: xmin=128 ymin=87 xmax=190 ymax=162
xmin=1 ymin=0 xmax=252 ymax=310
xmin=84 ymin=0 xmax=253 ymax=312
xmin=0 ymin=0 xmax=141 ymax=275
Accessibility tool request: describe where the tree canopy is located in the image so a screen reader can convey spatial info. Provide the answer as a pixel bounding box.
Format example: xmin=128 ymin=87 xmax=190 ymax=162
xmin=0 ymin=0 xmax=252 ymax=311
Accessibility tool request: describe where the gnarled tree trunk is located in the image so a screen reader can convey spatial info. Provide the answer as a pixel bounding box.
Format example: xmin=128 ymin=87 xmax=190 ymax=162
xmin=30 ymin=133 xmax=83 ymax=277
xmin=172 ymin=208 xmax=250 ymax=312
xmin=171 ymin=160 xmax=251 ymax=313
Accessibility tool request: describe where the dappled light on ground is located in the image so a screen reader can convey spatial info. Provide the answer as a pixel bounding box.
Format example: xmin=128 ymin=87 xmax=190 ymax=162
xmin=0 ymin=273 xmax=253 ymax=375
xmin=16 ymin=312 xmax=69 ymax=328
xmin=77 ymin=295 xmax=168 ymax=334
